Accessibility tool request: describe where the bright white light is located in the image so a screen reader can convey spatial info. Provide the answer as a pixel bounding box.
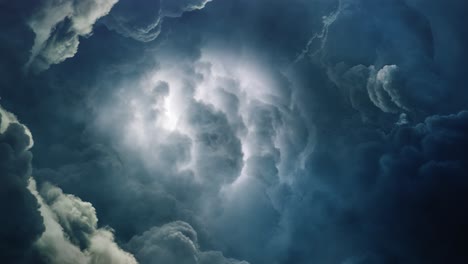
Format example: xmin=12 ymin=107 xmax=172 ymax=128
xmin=146 ymin=68 xmax=188 ymax=132
xmin=99 ymin=49 xmax=312 ymax=192
xmin=159 ymin=92 xmax=180 ymax=131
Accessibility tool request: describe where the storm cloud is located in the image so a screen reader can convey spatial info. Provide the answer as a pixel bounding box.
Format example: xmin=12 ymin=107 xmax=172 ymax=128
xmin=0 ymin=106 xmax=137 ymax=264
xmin=26 ymin=0 xmax=118 ymax=72
xmin=2 ymin=0 xmax=468 ymax=263
xmin=128 ymin=221 xmax=248 ymax=264
xmin=103 ymin=0 xmax=212 ymax=42
xmin=0 ymin=107 xmax=43 ymax=263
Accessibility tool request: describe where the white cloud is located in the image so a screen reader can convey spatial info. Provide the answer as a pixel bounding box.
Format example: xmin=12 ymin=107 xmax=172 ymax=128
xmin=161 ymin=0 xmax=212 ymax=17
xmin=88 ymin=49 xmax=312 ymax=262
xmin=26 ymin=0 xmax=118 ymax=72
xmin=28 ymin=179 xmax=138 ymax=264
xmin=367 ymin=65 xmax=408 ymax=113
xmin=104 ymin=0 xmax=212 ymax=42
xmin=0 ymin=106 xmax=34 ymax=148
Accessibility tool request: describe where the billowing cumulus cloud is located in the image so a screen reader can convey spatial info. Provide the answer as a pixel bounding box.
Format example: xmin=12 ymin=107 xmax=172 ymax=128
xmin=29 ymin=180 xmax=138 ymax=264
xmin=1 ymin=105 xmax=137 ymax=263
xmin=128 ymin=221 xmax=248 ymax=264
xmin=0 ymin=107 xmax=43 ymax=263
xmin=26 ymin=0 xmax=118 ymax=72
xmin=2 ymin=0 xmax=468 ymax=263
xmin=77 ymin=50 xmax=312 ymax=263
xmin=279 ymin=110 xmax=468 ymax=263
xmin=366 ymin=65 xmax=408 ymax=113
xmin=295 ymin=0 xmax=446 ymax=121
xmin=103 ymin=0 xmax=212 ymax=42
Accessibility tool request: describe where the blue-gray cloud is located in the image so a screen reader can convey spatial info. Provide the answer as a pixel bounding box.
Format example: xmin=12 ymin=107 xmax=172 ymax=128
xmin=128 ymin=221 xmax=248 ymax=264
xmin=26 ymin=0 xmax=118 ymax=72
xmin=103 ymin=0 xmax=212 ymax=42
xmin=2 ymin=0 xmax=468 ymax=263
xmin=0 ymin=107 xmax=44 ymax=264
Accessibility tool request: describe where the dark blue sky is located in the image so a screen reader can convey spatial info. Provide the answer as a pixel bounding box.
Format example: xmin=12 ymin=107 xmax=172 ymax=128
xmin=1 ymin=0 xmax=468 ymax=263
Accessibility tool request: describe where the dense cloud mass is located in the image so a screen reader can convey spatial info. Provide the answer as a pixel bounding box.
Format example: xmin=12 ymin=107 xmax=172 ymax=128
xmin=26 ymin=0 xmax=118 ymax=72
xmin=0 ymin=106 xmax=137 ymax=264
xmin=29 ymin=180 xmax=138 ymax=264
xmin=1 ymin=0 xmax=468 ymax=263
xmin=103 ymin=0 xmax=211 ymax=42
xmin=0 ymin=107 xmax=43 ymax=263
xmin=128 ymin=221 xmax=248 ymax=264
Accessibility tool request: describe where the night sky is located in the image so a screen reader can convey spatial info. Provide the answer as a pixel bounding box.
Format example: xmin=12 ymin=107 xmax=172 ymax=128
xmin=1 ymin=0 xmax=468 ymax=263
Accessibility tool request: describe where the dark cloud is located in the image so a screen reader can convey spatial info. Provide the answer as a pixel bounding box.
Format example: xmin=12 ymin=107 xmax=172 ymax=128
xmin=0 ymin=107 xmax=44 ymax=263
xmin=0 ymin=106 xmax=137 ymax=264
xmin=186 ymin=100 xmax=243 ymax=188
xmin=35 ymin=142 xmax=198 ymax=242
xmin=26 ymin=0 xmax=118 ymax=72
xmin=281 ymin=110 xmax=468 ymax=263
xmin=101 ymin=0 xmax=162 ymax=42
xmin=2 ymin=0 xmax=468 ymax=263
xmin=366 ymin=111 xmax=468 ymax=263
xmin=103 ymin=0 xmax=211 ymax=42
xmin=307 ymin=0 xmax=468 ymax=123
xmin=128 ymin=221 xmax=247 ymax=264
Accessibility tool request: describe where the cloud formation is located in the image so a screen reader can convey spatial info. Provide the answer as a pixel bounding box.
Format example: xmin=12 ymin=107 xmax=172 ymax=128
xmin=367 ymin=65 xmax=407 ymax=113
xmin=103 ymin=0 xmax=212 ymax=42
xmin=30 ymin=180 xmax=138 ymax=264
xmin=0 ymin=107 xmax=43 ymax=263
xmin=26 ymin=0 xmax=118 ymax=72
xmin=128 ymin=221 xmax=248 ymax=264
xmin=2 ymin=0 xmax=468 ymax=263
xmin=1 ymin=105 xmax=137 ymax=264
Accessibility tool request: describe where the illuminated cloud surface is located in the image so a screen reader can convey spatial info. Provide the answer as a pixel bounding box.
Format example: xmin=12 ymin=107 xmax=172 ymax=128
xmin=1 ymin=0 xmax=468 ymax=263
